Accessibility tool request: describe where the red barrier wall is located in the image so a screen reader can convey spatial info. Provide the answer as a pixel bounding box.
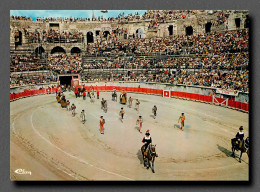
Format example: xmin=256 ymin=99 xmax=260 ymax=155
xmin=10 ymin=87 xmax=248 ymax=112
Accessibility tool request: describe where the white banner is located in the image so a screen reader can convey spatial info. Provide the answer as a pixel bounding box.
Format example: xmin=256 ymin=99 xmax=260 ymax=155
xmin=216 ymin=88 xmax=239 ymax=96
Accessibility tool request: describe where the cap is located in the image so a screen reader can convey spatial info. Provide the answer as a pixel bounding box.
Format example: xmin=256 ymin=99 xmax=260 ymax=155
xmin=239 ymin=126 xmax=244 ymax=130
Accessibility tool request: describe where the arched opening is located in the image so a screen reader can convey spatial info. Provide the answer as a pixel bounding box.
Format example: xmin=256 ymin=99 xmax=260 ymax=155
xmin=136 ymin=28 xmax=144 ymax=38
xmin=14 ymin=31 xmax=22 ymax=47
xmin=244 ymin=15 xmax=249 ymax=28
xmin=71 ymin=47 xmax=81 ymax=55
xmin=205 ymin=22 xmax=212 ymax=33
xmin=235 ymin=18 xmax=241 ymax=28
xmin=103 ymin=31 xmax=110 ymax=38
xmin=51 ymin=46 xmax=66 ymax=54
xmin=185 ymin=26 xmax=193 ymax=36
xmin=87 ymin=31 xmax=94 ymax=44
xmin=35 ymin=46 xmax=45 ymax=57
xmin=168 ymin=25 xmax=173 ymax=36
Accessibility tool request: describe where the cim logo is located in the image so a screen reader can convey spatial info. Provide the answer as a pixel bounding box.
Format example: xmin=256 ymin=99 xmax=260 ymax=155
xmin=14 ymin=169 xmax=32 ymax=175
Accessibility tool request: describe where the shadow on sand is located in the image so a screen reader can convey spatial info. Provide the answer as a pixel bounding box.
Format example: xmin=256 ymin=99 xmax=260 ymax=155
xmin=135 ymin=126 xmax=142 ymax=133
xmin=217 ymin=144 xmax=249 ymax=164
xmin=217 ymin=144 xmax=234 ymax=157
xmin=136 ymin=149 xmax=143 ymax=165
xmin=173 ymin=124 xmax=181 ymax=130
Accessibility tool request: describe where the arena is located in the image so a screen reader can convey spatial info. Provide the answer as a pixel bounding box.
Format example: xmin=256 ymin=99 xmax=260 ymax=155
xmin=10 ymin=10 xmax=249 ymax=181
xmin=10 ymin=89 xmax=248 ymax=180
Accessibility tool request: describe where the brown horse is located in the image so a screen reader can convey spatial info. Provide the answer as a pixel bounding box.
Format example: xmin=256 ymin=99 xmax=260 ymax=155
xmin=231 ymin=137 xmax=249 ymax=163
xmin=141 ymin=144 xmax=158 ymax=173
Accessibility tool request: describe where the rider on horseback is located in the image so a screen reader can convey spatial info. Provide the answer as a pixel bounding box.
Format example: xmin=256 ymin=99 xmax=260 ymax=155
xmin=235 ymin=126 xmax=244 ymax=149
xmin=142 ymin=130 xmax=152 ymax=157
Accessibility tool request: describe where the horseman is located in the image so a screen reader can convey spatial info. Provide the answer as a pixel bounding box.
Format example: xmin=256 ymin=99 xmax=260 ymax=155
xmin=235 ymin=126 xmax=245 ymax=149
xmin=142 ymin=130 xmax=152 ymax=157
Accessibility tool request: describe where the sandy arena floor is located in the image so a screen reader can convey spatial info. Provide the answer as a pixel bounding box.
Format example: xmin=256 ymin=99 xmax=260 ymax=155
xmin=10 ymin=91 xmax=249 ymax=180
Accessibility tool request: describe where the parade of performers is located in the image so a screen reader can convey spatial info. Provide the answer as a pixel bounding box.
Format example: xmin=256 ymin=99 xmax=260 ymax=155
xmin=53 ymin=84 xmax=248 ymax=169
xmin=120 ymin=89 xmax=127 ymax=104
xmin=178 ymin=113 xmax=186 ymax=131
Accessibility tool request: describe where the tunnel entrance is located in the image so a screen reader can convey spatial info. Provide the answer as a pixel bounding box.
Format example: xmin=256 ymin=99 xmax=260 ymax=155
xmin=59 ymin=76 xmax=72 ymax=86
xmin=205 ymin=22 xmax=212 ymax=33
xmin=168 ymin=25 xmax=173 ymax=36
xmin=185 ymin=26 xmax=193 ymax=36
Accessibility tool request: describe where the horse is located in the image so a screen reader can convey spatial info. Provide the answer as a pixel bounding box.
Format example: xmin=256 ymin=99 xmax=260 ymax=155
xmin=231 ymin=137 xmax=249 ymax=163
xmin=141 ymin=144 xmax=158 ymax=173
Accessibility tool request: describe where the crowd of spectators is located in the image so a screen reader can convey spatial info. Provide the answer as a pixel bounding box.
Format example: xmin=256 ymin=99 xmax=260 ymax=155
xmin=10 ymin=10 xmax=231 ymax=27
xmin=24 ymin=29 xmax=84 ymax=43
xmin=10 ymin=55 xmax=48 ymax=72
xmin=84 ymin=29 xmax=248 ymax=57
xmin=84 ymin=67 xmax=248 ymax=93
xmin=48 ymin=54 xmax=82 ymax=74
xmin=10 ymin=72 xmax=56 ymax=87
xmin=10 ymin=13 xmax=248 ymax=92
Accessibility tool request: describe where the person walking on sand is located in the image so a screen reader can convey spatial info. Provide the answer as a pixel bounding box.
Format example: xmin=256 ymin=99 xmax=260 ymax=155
xmin=71 ymin=103 xmax=76 ymax=117
xmin=135 ymin=99 xmax=140 ymax=112
xmin=80 ymin=109 xmax=86 ymax=124
xmin=129 ymin=96 xmax=133 ymax=108
xmin=136 ymin=116 xmax=143 ymax=133
xmin=83 ymin=91 xmax=86 ymax=100
xmin=97 ymin=90 xmax=100 ymax=99
xmin=178 ymin=113 xmax=186 ymax=131
xmin=119 ymin=107 xmax=125 ymax=122
xmin=152 ymin=105 xmax=157 ymax=119
xmin=66 ymin=100 xmax=70 ymax=111
xmin=99 ymin=116 xmax=105 ymax=134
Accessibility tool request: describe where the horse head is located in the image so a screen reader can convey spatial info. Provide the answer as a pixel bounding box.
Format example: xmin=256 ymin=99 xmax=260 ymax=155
xmin=151 ymin=144 xmax=158 ymax=157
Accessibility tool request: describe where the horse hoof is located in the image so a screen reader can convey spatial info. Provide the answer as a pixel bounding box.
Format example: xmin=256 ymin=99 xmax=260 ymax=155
xmin=239 ymin=160 xmax=241 ymax=163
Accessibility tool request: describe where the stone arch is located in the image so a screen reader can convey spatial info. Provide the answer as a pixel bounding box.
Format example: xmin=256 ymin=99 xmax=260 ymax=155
xmin=168 ymin=25 xmax=173 ymax=36
xmin=51 ymin=46 xmax=66 ymax=54
xmin=87 ymin=31 xmax=94 ymax=44
xmin=136 ymin=28 xmax=144 ymax=38
xmin=35 ymin=46 xmax=45 ymax=55
xmin=205 ymin=22 xmax=212 ymax=33
xmin=185 ymin=26 xmax=193 ymax=36
xmin=103 ymin=30 xmax=110 ymax=38
xmin=14 ymin=30 xmax=22 ymax=46
xmin=71 ymin=47 xmax=81 ymax=54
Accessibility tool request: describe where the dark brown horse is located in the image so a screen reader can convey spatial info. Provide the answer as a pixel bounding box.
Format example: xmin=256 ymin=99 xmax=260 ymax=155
xmin=141 ymin=144 xmax=158 ymax=173
xmin=231 ymin=137 xmax=249 ymax=163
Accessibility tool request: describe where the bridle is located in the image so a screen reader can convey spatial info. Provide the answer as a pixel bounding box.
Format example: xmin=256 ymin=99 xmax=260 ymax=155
xmin=148 ymin=144 xmax=157 ymax=157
